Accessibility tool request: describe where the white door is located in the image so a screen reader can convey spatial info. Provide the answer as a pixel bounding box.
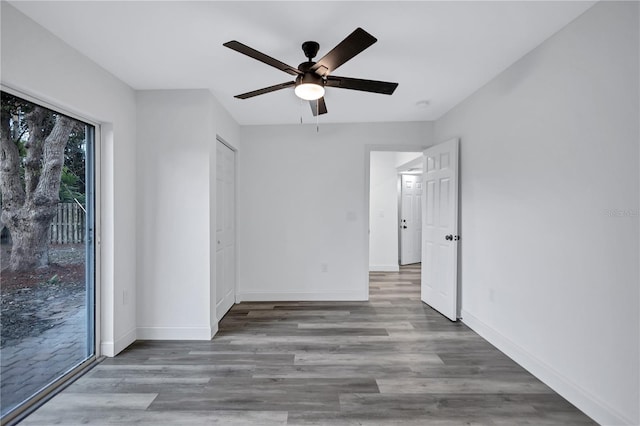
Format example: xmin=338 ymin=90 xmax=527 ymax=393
xmin=216 ymin=141 xmax=236 ymax=320
xmin=400 ymin=174 xmax=422 ymax=265
xmin=421 ymin=138 xmax=459 ymax=321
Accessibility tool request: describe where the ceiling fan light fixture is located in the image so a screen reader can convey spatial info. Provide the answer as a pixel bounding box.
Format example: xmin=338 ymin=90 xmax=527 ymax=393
xmin=295 ymin=83 xmax=325 ymax=101
xmin=295 ymin=72 xmax=325 ymax=100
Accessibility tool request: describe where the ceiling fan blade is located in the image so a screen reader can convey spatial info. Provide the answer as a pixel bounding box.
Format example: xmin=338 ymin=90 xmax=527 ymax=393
xmin=309 ymin=97 xmax=327 ymax=116
xmin=235 ymin=81 xmax=295 ymax=99
xmin=224 ymin=41 xmax=301 ymax=76
xmin=325 ymin=75 xmax=398 ymax=95
xmin=311 ymin=28 xmax=377 ymax=76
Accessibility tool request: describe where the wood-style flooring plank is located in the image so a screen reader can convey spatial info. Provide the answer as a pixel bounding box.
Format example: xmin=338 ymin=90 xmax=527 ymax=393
xmin=22 ymin=409 xmax=288 ymax=425
xmin=20 ymin=264 xmax=595 ymax=425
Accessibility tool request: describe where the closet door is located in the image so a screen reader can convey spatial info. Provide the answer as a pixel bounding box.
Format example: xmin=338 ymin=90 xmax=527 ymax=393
xmin=216 ymin=140 xmax=236 ymax=320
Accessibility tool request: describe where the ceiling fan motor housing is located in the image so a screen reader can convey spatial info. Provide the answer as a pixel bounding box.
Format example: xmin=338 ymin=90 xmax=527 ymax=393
xmin=296 ymin=69 xmax=324 ymax=87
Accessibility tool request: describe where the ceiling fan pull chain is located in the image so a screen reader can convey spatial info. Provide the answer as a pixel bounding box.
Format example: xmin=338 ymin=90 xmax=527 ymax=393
xmin=316 ymin=100 xmax=319 ymax=133
xmin=299 ymin=98 xmax=304 ymax=124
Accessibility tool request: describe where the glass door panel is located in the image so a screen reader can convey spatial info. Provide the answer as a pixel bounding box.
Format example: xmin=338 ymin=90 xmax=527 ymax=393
xmin=0 ymin=91 xmax=95 ymax=420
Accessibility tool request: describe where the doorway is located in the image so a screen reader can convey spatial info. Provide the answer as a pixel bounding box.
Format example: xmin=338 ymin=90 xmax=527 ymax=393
xmin=368 ymin=150 xmax=422 ymax=298
xmin=366 ymin=141 xmax=460 ymax=320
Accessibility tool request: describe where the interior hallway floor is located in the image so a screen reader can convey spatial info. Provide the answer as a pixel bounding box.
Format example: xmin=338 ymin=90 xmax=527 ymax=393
xmin=20 ymin=264 xmax=595 ymax=425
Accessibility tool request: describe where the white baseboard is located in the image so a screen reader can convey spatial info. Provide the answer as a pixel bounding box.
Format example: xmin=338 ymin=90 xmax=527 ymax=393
xmin=103 ymin=325 xmax=217 ymax=355
xmin=461 ymin=309 xmax=633 ymax=426
xmin=100 ymin=341 xmax=115 ymax=357
xmin=369 ymin=265 xmax=400 ymax=272
xmin=209 ymin=321 xmax=219 ymax=339
xmin=136 ymin=326 xmax=214 ymax=340
xmin=236 ymin=291 xmax=367 ymax=302
xmin=114 ymin=327 xmax=136 ymax=355
xmin=100 ymin=327 xmax=136 ymax=357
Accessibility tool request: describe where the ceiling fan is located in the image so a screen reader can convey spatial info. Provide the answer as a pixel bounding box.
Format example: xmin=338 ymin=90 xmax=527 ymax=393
xmin=223 ymin=28 xmax=398 ymax=116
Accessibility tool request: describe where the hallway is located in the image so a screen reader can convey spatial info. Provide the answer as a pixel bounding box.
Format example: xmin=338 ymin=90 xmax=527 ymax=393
xmin=21 ymin=265 xmax=594 ymax=425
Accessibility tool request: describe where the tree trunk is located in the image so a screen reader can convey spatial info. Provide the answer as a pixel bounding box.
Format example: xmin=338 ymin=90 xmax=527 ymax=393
xmin=0 ymin=110 xmax=76 ymax=271
xmin=0 ymin=105 xmax=25 ymax=212
xmin=3 ymin=204 xmax=54 ymax=269
xmin=23 ymin=107 xmax=47 ymax=199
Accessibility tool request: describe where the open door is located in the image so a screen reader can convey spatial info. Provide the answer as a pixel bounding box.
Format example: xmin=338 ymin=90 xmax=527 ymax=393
xmin=421 ymin=138 xmax=459 ymax=321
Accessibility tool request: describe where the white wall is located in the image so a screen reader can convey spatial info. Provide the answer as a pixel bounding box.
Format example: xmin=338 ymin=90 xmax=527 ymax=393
xmin=395 ymin=152 xmax=423 ymax=168
xmin=136 ymin=90 xmax=239 ymax=339
xmin=434 ymin=2 xmax=639 ymax=424
xmin=1 ymin=3 xmax=138 ymax=357
xmin=238 ymin=122 xmax=432 ymax=301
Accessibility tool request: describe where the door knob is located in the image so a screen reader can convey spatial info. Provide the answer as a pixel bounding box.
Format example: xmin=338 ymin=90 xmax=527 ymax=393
xmin=445 ymin=234 xmax=453 ymax=241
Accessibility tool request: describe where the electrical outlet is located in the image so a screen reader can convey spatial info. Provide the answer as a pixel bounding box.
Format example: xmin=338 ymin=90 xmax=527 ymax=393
xmin=123 ymin=289 xmax=129 ymax=305
xmin=320 ymin=263 xmax=328 ymax=273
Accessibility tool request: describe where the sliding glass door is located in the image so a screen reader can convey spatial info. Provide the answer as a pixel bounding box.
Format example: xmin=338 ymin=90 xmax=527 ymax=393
xmin=0 ymin=91 xmax=96 ymax=421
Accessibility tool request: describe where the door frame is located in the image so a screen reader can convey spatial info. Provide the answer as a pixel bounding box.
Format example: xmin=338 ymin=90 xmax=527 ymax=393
xmin=364 ymin=144 xmax=428 ymax=298
xmin=215 ymin=135 xmax=238 ymax=318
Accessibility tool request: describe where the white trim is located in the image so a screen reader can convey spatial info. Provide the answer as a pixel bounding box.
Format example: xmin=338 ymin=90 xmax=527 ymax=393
xmin=99 ymin=123 xmax=115 ymax=358
xmin=136 ymin=326 xmax=214 ymax=340
xmin=237 ymin=291 xmax=367 ymax=302
xmin=209 ymin=322 xmax=219 ymax=339
xmin=93 ymin=125 xmax=102 ymax=358
xmin=1 ymin=84 xmax=101 ymax=128
xmin=100 ymin=327 xmax=136 ymax=357
xmin=114 ymin=327 xmax=136 ymax=354
xmin=461 ymin=309 xmax=632 ymax=426
xmin=369 ymin=265 xmax=400 ymax=272
xmin=100 ymin=341 xmax=115 ymax=358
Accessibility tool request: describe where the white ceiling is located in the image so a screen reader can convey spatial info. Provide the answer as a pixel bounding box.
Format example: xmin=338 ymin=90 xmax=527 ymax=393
xmin=9 ymin=1 xmax=596 ymax=125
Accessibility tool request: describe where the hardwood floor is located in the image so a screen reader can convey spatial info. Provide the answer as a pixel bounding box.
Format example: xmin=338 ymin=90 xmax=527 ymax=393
xmin=21 ymin=264 xmax=595 ymax=425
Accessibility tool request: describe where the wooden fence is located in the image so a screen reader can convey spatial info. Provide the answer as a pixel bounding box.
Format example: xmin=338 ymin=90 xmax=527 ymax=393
xmin=50 ymin=202 xmax=85 ymax=244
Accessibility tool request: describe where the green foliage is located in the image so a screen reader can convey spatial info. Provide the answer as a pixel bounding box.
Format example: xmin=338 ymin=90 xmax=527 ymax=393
xmin=59 ymin=166 xmax=85 ymax=204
